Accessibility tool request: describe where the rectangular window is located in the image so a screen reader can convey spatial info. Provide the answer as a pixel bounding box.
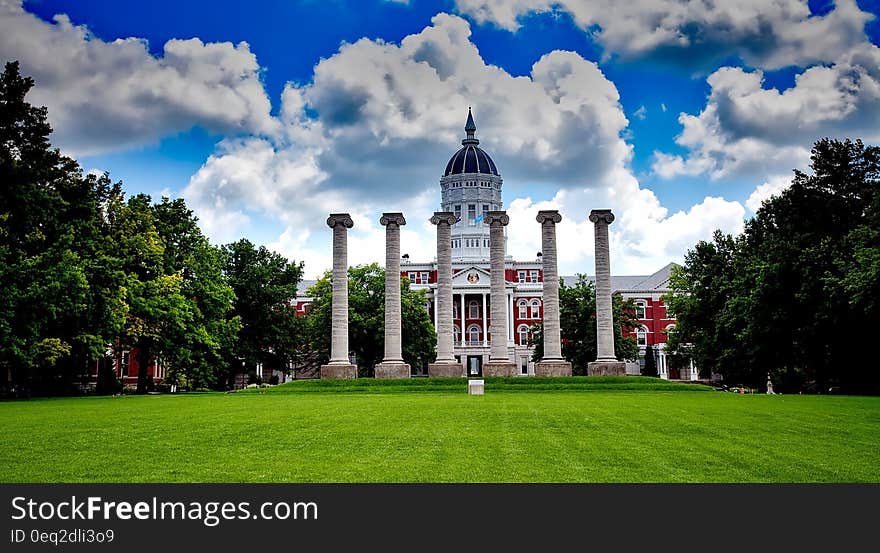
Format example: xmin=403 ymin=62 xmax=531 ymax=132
xmin=468 ymin=204 xmax=476 ymax=225
xmin=121 ymin=351 xmax=130 ymax=377
xmin=420 ymin=272 xmax=429 ymax=284
xmin=530 ymin=270 xmax=538 ymax=283
xmin=454 ymin=205 xmax=461 ymax=220
xmin=518 ymin=270 xmax=526 ymax=283
xmin=408 ymin=272 xmax=417 ymax=282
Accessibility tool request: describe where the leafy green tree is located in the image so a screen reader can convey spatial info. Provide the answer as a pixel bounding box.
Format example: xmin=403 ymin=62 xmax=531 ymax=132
xmin=222 ymin=239 xmax=303 ymax=385
xmin=152 ymin=198 xmax=240 ymax=389
xmin=531 ymin=275 xmax=637 ymax=374
xmin=107 ymin=193 xmax=191 ymax=393
xmin=0 ymin=61 xmax=126 ymax=392
xmin=304 ymin=264 xmax=436 ymax=376
xmin=667 ymin=138 xmax=880 ymax=393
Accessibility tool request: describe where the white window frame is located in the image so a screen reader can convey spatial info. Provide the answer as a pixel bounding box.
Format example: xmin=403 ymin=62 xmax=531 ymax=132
xmin=517 ymin=299 xmax=528 ymax=319
xmin=635 ymin=300 xmax=647 ymax=319
xmin=530 ymin=300 xmax=541 ymax=319
xmin=468 ymin=300 xmax=480 ymax=319
xmin=467 ymin=324 xmax=481 ymax=344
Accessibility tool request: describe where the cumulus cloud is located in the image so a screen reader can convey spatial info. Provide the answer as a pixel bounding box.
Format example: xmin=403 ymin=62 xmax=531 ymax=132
xmin=505 ymin=172 xmax=745 ymax=275
xmin=746 ymin=175 xmax=792 ymax=212
xmin=0 ymin=0 xmax=277 ymax=155
xmin=184 ymin=13 xmax=746 ymax=277
xmin=454 ymin=0 xmax=874 ymax=70
xmin=652 ymin=43 xmax=880 ymax=180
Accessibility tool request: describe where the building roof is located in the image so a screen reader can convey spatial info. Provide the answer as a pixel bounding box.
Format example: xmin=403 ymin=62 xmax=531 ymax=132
xmin=444 ymin=144 xmax=499 ymax=176
xmin=443 ymin=109 xmax=499 ymax=176
xmin=560 ymin=262 xmax=679 ymax=293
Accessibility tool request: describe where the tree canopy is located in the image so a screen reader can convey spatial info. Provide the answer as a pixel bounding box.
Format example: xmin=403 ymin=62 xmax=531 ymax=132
xmin=666 ymin=138 xmax=880 ymax=393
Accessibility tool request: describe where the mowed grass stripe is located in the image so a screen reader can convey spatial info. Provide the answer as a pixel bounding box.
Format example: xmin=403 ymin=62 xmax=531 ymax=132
xmin=0 ymin=387 xmax=877 ymax=482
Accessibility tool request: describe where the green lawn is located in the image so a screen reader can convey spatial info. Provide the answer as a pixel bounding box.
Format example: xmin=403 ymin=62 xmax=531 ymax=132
xmin=1 ymin=377 xmax=878 ymax=482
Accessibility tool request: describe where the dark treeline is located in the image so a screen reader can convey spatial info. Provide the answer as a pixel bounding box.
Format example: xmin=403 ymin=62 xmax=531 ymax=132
xmin=0 ymin=61 xmax=307 ymax=395
xmin=666 ymin=138 xmax=880 ymax=394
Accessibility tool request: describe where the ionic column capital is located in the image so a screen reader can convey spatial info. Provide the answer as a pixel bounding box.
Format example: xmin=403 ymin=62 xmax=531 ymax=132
xmin=536 ymin=210 xmax=562 ymax=225
xmin=589 ymin=209 xmax=615 ymax=225
xmin=327 ymin=213 xmax=354 ymax=229
xmin=380 ymin=212 xmax=407 ymax=227
xmin=430 ymin=211 xmax=457 ymax=226
xmin=486 ymin=211 xmax=509 ymax=226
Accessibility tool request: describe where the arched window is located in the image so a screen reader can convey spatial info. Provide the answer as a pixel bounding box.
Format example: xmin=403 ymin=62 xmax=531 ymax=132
xmin=636 ymin=326 xmax=648 ymax=347
xmin=468 ymin=300 xmax=479 ymax=319
xmin=518 ymin=299 xmax=528 ymax=319
xmin=530 ymin=299 xmax=541 ymax=319
xmin=635 ymin=300 xmax=647 ymax=319
xmin=468 ymin=324 xmax=481 ymax=344
xmin=517 ymin=324 xmax=530 ymax=346
xmin=665 ymin=324 xmax=676 ymax=336
xmin=452 ymin=301 xmax=458 ymax=319
xmin=453 ymin=325 xmax=461 ymax=343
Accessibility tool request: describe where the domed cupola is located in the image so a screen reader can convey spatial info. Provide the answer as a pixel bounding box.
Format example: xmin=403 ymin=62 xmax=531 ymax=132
xmin=439 ymin=108 xmax=504 ymax=262
xmin=443 ymin=108 xmax=500 ymax=176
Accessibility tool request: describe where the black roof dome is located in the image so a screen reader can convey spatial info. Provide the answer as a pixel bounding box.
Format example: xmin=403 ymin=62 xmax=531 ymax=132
xmin=444 ymin=108 xmax=499 ymax=176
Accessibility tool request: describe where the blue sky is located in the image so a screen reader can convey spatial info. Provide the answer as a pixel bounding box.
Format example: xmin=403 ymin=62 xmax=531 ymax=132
xmin=4 ymin=0 xmax=880 ymax=276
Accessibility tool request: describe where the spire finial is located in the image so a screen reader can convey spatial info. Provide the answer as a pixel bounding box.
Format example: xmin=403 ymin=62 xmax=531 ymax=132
xmin=463 ymin=107 xmax=478 ymax=145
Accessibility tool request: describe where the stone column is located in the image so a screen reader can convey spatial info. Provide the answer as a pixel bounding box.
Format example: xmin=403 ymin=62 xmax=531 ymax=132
xmin=587 ymin=209 xmax=626 ymax=376
xmin=375 ymin=213 xmax=411 ymax=379
xmin=428 ymin=212 xmax=463 ymax=378
xmin=484 ymin=211 xmax=516 ymax=377
xmin=535 ymin=210 xmax=572 ymax=377
xmin=320 ymin=213 xmax=358 ymax=379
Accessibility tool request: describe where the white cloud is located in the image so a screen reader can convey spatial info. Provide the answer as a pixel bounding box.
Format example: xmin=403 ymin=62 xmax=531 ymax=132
xmin=0 ymin=0 xmax=277 ymax=156
xmin=454 ymin=0 xmax=874 ymax=70
xmin=746 ymin=175 xmax=792 ymax=212
xmin=185 ymin=13 xmax=644 ymax=275
xmin=633 ymin=105 xmax=647 ymax=120
xmin=652 ymin=43 xmax=880 ymax=180
xmin=505 ymin=172 xmax=745 ymax=275
xmin=0 ymin=1 xmax=752 ymax=278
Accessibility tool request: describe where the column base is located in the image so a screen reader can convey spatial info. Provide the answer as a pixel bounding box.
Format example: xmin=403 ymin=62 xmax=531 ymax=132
xmin=320 ymin=363 xmax=358 ymax=379
xmin=483 ymin=361 xmax=517 ymax=377
xmin=535 ymin=360 xmax=572 ymax=377
xmin=427 ymin=362 xmax=464 ymax=378
xmin=374 ymin=362 xmax=411 ymax=379
xmin=587 ymin=361 xmax=627 ymax=376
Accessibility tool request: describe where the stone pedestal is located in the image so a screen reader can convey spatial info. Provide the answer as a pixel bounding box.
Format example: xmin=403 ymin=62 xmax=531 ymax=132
xmin=427 ymin=362 xmax=464 ymax=378
xmin=536 ymin=361 xmax=574 ymax=377
xmin=320 ymin=363 xmax=358 ymax=380
xmin=375 ymin=362 xmax=411 ymax=379
xmin=587 ymin=361 xmax=627 ymax=376
xmin=483 ymin=361 xmax=516 ymax=377
xmin=468 ymin=379 xmax=485 ymax=395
